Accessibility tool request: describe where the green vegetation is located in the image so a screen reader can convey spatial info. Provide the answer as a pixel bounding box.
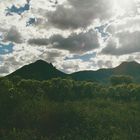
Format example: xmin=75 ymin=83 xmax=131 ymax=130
xmin=0 ymin=76 xmax=140 ymax=140
xmin=110 ymin=75 xmax=133 ymax=86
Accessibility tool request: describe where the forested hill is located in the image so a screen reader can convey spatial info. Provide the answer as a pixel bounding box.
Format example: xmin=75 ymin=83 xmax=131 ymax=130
xmin=7 ymin=60 xmax=66 ymax=80
xmin=1 ymin=61 xmax=140 ymax=139
xmin=7 ymin=60 xmax=140 ymax=83
xmin=71 ymin=61 xmax=140 ymax=83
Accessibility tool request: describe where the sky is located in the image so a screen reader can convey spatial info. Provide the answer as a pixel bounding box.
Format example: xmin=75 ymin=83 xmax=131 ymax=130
xmin=0 ymin=0 xmax=140 ymax=75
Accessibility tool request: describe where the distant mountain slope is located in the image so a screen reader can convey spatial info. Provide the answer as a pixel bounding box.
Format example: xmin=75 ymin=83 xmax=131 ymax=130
xmin=70 ymin=68 xmax=113 ymax=82
xmin=70 ymin=61 xmax=140 ymax=83
xmin=7 ymin=60 xmax=140 ymax=83
xmin=7 ymin=60 xmax=66 ymax=80
xmin=113 ymin=61 xmax=140 ymax=76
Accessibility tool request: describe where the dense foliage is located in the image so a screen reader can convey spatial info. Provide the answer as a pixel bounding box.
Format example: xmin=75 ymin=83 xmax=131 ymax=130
xmin=110 ymin=75 xmax=133 ymax=86
xmin=0 ymin=76 xmax=140 ymax=140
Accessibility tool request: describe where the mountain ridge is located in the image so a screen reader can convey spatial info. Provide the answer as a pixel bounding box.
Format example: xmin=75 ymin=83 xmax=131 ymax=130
xmin=71 ymin=61 xmax=140 ymax=82
xmin=6 ymin=60 xmax=140 ymax=83
xmin=7 ymin=59 xmax=66 ymax=81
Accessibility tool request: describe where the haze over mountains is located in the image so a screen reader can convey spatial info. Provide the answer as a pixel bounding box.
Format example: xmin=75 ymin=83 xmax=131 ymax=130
xmin=6 ymin=60 xmax=140 ymax=83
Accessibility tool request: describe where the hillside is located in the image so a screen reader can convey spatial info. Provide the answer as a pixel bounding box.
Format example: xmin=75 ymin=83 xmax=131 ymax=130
xmin=71 ymin=61 xmax=140 ymax=83
xmin=1 ymin=61 xmax=140 ymax=139
xmin=7 ymin=60 xmax=140 ymax=83
xmin=7 ymin=60 xmax=66 ymax=80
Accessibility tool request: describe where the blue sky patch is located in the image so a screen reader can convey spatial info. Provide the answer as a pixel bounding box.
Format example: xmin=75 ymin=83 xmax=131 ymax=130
xmin=26 ymin=18 xmax=36 ymax=26
xmin=6 ymin=1 xmax=30 ymax=16
xmin=0 ymin=43 xmax=14 ymax=55
xmin=65 ymin=52 xmax=96 ymax=61
xmin=95 ymin=24 xmax=109 ymax=40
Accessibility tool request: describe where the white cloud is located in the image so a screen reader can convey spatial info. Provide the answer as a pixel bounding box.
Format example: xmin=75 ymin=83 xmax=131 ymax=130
xmin=0 ymin=0 xmax=140 ymax=75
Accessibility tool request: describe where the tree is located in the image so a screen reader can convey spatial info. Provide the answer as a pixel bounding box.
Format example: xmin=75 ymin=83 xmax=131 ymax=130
xmin=110 ymin=75 xmax=133 ymax=86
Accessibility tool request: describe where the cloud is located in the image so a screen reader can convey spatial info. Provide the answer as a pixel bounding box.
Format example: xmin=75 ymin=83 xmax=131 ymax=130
xmin=46 ymin=0 xmax=140 ymax=30
xmin=100 ymin=16 xmax=140 ymax=56
xmin=0 ymin=55 xmax=21 ymax=76
xmin=28 ymin=29 xmax=99 ymax=54
xmin=39 ymin=49 xmax=69 ymax=63
xmin=101 ymin=31 xmax=140 ymax=55
xmin=47 ymin=0 xmax=113 ymax=29
xmin=3 ymin=26 xmax=23 ymax=43
xmin=59 ymin=59 xmax=95 ymax=73
xmin=0 ymin=65 xmax=10 ymax=76
xmin=50 ymin=30 xmax=99 ymax=53
xmin=1 ymin=0 xmax=140 ymax=76
xmin=97 ymin=60 xmax=113 ymax=68
xmin=0 ymin=44 xmax=43 ymax=76
xmin=106 ymin=16 xmax=140 ymax=34
xmin=28 ymin=38 xmax=49 ymax=46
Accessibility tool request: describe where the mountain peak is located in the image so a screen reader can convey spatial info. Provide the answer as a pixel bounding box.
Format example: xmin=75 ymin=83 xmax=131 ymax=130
xmin=7 ymin=60 xmax=140 ymax=82
xmin=120 ymin=61 xmax=139 ymax=65
xmin=35 ymin=59 xmax=47 ymax=64
xmin=7 ymin=59 xmax=65 ymax=80
xmin=33 ymin=59 xmax=53 ymax=66
xmin=118 ymin=61 xmax=140 ymax=68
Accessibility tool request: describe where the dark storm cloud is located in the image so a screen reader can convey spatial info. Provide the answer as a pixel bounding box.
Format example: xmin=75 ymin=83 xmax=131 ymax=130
xmin=47 ymin=0 xmax=112 ymax=29
xmin=4 ymin=27 xmax=23 ymax=43
xmin=47 ymin=5 xmax=94 ymax=29
xmin=28 ymin=29 xmax=99 ymax=54
xmin=28 ymin=38 xmax=49 ymax=46
xmin=50 ymin=30 xmax=99 ymax=53
xmin=101 ymin=31 xmax=140 ymax=56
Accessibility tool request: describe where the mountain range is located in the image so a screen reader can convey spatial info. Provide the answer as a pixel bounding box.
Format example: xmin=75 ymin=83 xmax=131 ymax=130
xmin=7 ymin=60 xmax=140 ymax=83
